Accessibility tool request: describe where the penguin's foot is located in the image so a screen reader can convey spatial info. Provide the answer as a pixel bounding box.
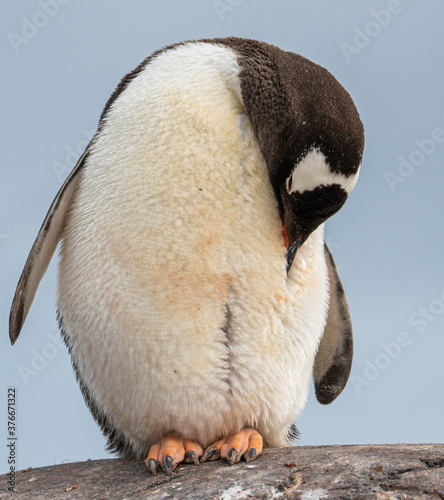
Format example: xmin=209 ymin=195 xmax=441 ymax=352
xmin=200 ymin=427 xmax=263 ymax=465
xmin=144 ymin=433 xmax=204 ymax=475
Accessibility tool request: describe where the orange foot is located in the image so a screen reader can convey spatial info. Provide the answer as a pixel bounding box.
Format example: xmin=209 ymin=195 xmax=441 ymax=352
xmin=144 ymin=433 xmax=203 ymax=475
xmin=200 ymin=427 xmax=263 ymax=465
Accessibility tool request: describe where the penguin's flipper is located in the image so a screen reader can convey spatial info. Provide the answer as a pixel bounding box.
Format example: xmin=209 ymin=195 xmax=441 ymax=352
xmin=313 ymin=242 xmax=353 ymax=404
xmin=9 ymin=146 xmax=91 ymax=345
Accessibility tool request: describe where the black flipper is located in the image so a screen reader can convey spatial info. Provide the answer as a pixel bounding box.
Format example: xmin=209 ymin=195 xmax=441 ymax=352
xmin=313 ymin=242 xmax=353 ymax=404
xmin=9 ymin=145 xmax=92 ymax=344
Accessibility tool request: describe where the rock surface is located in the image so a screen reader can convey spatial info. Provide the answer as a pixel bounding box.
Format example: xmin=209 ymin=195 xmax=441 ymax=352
xmin=2 ymin=444 xmax=443 ymax=499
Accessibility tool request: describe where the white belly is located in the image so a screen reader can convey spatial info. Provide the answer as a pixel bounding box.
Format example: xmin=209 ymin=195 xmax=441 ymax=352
xmin=57 ymin=42 xmax=328 ymax=457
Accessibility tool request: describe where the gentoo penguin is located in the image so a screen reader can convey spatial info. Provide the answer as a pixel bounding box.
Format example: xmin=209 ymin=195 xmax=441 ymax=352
xmin=10 ymin=38 xmax=364 ymax=474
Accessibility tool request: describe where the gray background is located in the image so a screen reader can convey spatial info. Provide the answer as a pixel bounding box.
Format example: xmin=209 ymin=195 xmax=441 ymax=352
xmin=1 ymin=0 xmax=443 ymax=473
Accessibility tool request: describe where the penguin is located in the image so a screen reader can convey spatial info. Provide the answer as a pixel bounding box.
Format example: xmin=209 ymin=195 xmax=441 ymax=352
xmin=10 ymin=37 xmax=364 ymax=475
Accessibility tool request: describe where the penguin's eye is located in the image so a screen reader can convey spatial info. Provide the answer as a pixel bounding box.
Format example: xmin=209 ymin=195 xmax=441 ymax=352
xmin=286 ymin=173 xmax=293 ymax=193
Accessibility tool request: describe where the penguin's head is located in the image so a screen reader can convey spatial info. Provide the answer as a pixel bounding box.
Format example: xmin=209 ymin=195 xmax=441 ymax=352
xmin=265 ymin=54 xmax=364 ymax=272
xmin=229 ymin=40 xmax=365 ymax=271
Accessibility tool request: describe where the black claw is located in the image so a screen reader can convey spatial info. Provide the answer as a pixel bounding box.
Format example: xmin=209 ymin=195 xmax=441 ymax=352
xmin=147 ymin=458 xmax=158 ymax=475
xmin=245 ymin=447 xmax=257 ymax=463
xmin=227 ymin=447 xmax=238 ymax=466
xmin=201 ymin=447 xmax=216 ymax=463
xmin=163 ymin=455 xmax=174 ymax=475
xmin=186 ymin=450 xmax=200 ymax=465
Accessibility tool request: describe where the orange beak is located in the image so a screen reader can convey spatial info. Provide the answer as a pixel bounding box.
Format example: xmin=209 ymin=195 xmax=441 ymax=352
xmin=282 ymin=225 xmax=289 ymax=249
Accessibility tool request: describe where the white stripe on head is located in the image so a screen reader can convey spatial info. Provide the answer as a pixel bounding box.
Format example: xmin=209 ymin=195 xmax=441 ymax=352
xmin=286 ymin=148 xmax=359 ymax=195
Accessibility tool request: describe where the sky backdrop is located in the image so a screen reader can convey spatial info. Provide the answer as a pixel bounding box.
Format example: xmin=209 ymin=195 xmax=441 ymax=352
xmin=1 ymin=0 xmax=444 ymax=473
